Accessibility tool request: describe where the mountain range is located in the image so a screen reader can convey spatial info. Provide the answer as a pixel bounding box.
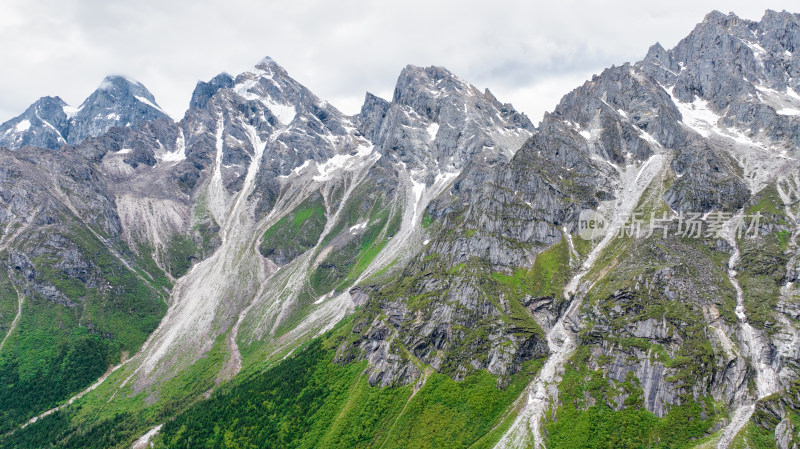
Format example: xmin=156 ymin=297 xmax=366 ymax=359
xmin=1 ymin=9 xmax=800 ymax=449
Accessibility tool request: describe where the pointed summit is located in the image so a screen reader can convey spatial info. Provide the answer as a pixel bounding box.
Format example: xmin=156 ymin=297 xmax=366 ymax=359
xmin=190 ymin=73 xmax=235 ymax=110
xmin=96 ymin=75 xmax=148 ymax=95
xmin=644 ymin=42 xmax=666 ymax=59
xmin=64 ymin=75 xmax=170 ymax=144
xmin=256 ymin=56 xmax=280 ymax=68
xmin=702 ymin=10 xmax=728 ymax=23
xmin=0 ymin=96 xmax=69 ymax=150
xmin=392 ymin=65 xmax=469 ymax=107
xmin=0 ymin=73 xmax=172 ymax=150
xmin=252 ymin=56 xmax=289 ymax=79
xmin=85 ymin=75 xmax=164 ymax=112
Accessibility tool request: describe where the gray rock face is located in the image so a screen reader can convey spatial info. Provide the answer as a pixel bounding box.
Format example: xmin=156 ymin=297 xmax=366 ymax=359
xmin=0 ymin=142 xmax=171 ymax=431
xmin=753 ymin=386 xmax=800 ymax=448
xmin=0 ymin=96 xmax=69 ymax=150
xmin=0 ymin=76 xmax=171 ymax=151
xmin=357 ymin=64 xmax=535 ymax=226
xmin=65 ymin=76 xmax=171 ymax=145
xmin=0 ymin=142 xmax=158 ymax=298
xmin=180 ymin=57 xmax=360 ymax=219
xmin=336 ymin=66 xmax=544 ymax=388
xmin=357 ymin=64 xmax=533 ymax=173
xmin=341 ymin=13 xmax=800 ymax=437
xmin=775 ymin=417 xmax=796 ymax=449
xmin=638 ymin=10 xmax=800 ymax=149
xmin=189 ymin=73 xmax=235 ymax=110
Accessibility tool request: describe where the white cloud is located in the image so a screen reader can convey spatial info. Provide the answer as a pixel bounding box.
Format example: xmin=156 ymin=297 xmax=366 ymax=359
xmin=0 ymin=0 xmax=797 ymax=124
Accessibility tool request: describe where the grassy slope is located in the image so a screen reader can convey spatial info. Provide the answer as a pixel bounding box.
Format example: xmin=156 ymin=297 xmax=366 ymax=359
xmin=738 ymin=184 xmax=790 ymax=332
xmin=0 ymin=219 xmax=169 ymax=435
xmin=153 ymin=320 xmax=542 ymax=449
xmin=258 ymin=194 xmax=327 ymax=266
xmin=543 ymin=173 xmax=737 ymax=448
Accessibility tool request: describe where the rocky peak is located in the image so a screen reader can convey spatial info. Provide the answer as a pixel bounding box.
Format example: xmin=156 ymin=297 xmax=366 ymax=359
xmin=189 ymin=73 xmax=235 ymax=110
xmin=0 ymin=96 xmax=69 ymax=150
xmin=636 ymin=8 xmax=800 ymax=151
xmin=392 ymin=64 xmax=474 ymax=120
xmin=177 ymin=57 xmax=363 ymax=219
xmin=546 ymin=63 xmax=682 ymax=165
xmin=643 ymin=42 xmax=667 ymax=63
xmin=31 ymin=95 xmax=69 ymax=117
xmin=92 ymin=75 xmax=160 ymax=104
xmin=252 ymin=56 xmax=289 ymax=78
xmin=700 ymin=10 xmax=741 ymax=28
xmin=356 ymin=64 xmax=533 ymax=177
xmin=221 ymin=57 xmax=345 ymax=129
xmin=64 ymin=75 xmax=171 ymax=146
xmin=0 ymin=75 xmax=171 ymax=151
xmin=757 ymin=10 xmax=800 ymax=54
xmin=355 ymin=92 xmax=390 ymax=142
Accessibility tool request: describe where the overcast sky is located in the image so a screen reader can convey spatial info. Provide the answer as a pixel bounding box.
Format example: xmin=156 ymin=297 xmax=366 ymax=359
xmin=1 ymin=1 xmax=797 ymax=124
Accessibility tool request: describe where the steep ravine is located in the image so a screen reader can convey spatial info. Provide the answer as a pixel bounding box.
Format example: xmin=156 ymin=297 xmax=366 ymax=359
xmin=233 ymin=141 xmax=380 ymax=364
xmin=716 ymin=212 xmax=782 ymax=448
xmin=119 ymin=112 xmax=277 ymax=390
xmin=495 ymin=152 xmax=667 ymax=449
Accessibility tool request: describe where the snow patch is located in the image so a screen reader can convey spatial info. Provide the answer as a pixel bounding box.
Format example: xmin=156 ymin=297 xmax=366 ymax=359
xmin=777 ymin=108 xmax=800 ymax=116
xmin=745 ymin=41 xmax=768 ymax=63
xmin=262 ymin=97 xmax=296 ymax=125
xmin=134 ymin=95 xmax=162 ymax=111
xmin=434 ymin=170 xmax=460 ymax=186
xmin=349 ymin=222 xmax=367 ymax=233
xmin=666 ymin=85 xmax=795 ymax=194
xmin=410 ymin=177 xmax=426 ymax=224
xmin=427 ymin=122 xmax=439 ymax=140
xmin=233 ymin=79 xmax=260 ymax=101
xmin=233 ymin=78 xmax=296 ymax=124
xmin=283 ymin=159 xmax=312 ymax=178
xmin=62 ymin=104 xmax=81 ymax=118
xmin=312 ymin=143 xmax=375 ymax=182
xmin=34 ymin=112 xmax=65 ymax=143
xmin=158 ymin=130 xmax=186 ymax=162
xmin=755 ymin=85 xmax=800 ymax=116
xmin=638 ymin=129 xmax=660 ymax=145
xmin=14 ymin=120 xmax=30 ymax=132
xmin=671 ymin=91 xmax=722 ymax=138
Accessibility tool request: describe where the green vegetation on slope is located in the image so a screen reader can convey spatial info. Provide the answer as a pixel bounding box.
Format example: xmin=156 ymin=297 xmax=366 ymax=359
xmin=309 ymin=187 xmax=402 ymax=296
xmin=0 ymin=329 xmax=230 ymax=448
xmin=259 ymin=194 xmax=327 ymax=266
xmin=543 ymin=174 xmax=737 ymax=448
xmin=738 ymin=184 xmax=790 ymax=331
xmin=492 ymin=237 xmax=571 ymax=303
xmin=0 ymin=268 xmax=19 ymax=342
xmin=0 ymin=222 xmax=168 ymax=434
xmin=161 ymin=227 xmax=214 ymax=279
xmin=152 ymin=323 xmax=539 ymax=449
xmin=546 ymin=346 xmax=721 ymax=449
xmin=735 ymin=378 xmax=800 ymax=448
